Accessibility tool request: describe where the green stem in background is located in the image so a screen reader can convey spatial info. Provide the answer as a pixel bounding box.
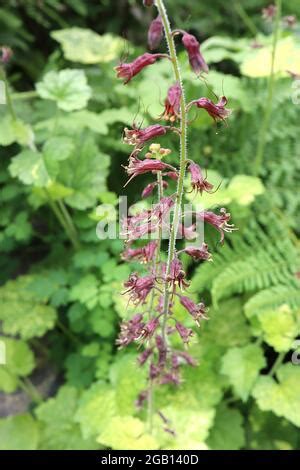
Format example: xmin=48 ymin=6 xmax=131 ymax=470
xmin=0 ymin=66 xmax=17 ymax=120
xmin=57 ymin=199 xmax=80 ymax=248
xmin=44 ymin=189 xmax=80 ymax=250
xmin=233 ymin=1 xmax=259 ymax=36
xmin=56 ymin=319 xmax=82 ymax=347
xmin=11 ymin=90 xmax=38 ymax=100
xmin=269 ymin=350 xmax=285 ymax=377
xmin=253 ymin=0 xmax=281 ymax=175
xmin=155 ymin=0 xmax=188 ymax=344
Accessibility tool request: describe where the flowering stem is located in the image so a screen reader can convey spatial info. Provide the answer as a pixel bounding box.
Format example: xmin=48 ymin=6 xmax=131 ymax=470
xmin=155 ymin=0 xmax=188 ymax=343
xmin=253 ymin=0 xmax=281 ymax=175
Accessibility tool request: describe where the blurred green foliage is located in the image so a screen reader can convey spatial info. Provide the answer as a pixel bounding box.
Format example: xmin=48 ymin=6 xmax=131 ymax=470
xmin=0 ymin=0 xmax=300 ymax=450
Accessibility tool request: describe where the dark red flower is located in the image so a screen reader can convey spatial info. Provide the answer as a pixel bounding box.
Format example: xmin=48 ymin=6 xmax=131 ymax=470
xmin=163 ymin=171 xmax=178 ymax=181
xmin=197 ymin=207 xmax=236 ymax=243
xmin=148 ymin=15 xmax=164 ymax=50
xmin=123 ymin=124 xmax=168 ymax=146
xmin=180 ymin=295 xmax=208 ymax=326
xmin=135 ymin=390 xmax=148 ymax=409
xmin=156 ymin=335 xmax=167 ymax=366
xmin=141 ymin=180 xmax=168 ymax=199
xmin=122 ymin=241 xmax=157 ymax=263
xmin=140 ymin=316 xmax=160 ymax=340
xmin=161 ymin=82 xmax=182 ymax=122
xmin=124 ymin=157 xmax=172 ymax=186
xmin=176 ymin=351 xmax=198 ymax=366
xmin=188 ymin=162 xmax=214 ymax=195
xmin=175 ymin=322 xmax=194 ymax=344
xmin=165 ymin=258 xmax=190 ymax=290
xmin=189 ymin=96 xmax=232 ymax=123
xmin=115 ymin=53 xmax=164 ymax=84
xmin=160 ymin=371 xmax=181 ymax=385
xmin=180 ymin=243 xmax=212 ymax=261
xmin=124 ymin=273 xmax=155 ymax=304
xmin=138 ymin=348 xmax=153 ymax=366
xmin=143 ymin=0 xmax=154 ymax=6
xmin=150 ymin=363 xmax=161 ymax=379
xmin=116 ymin=313 xmax=145 ymax=347
xmin=0 ymin=46 xmax=13 ymax=65
xmin=182 ymin=32 xmax=209 ymax=74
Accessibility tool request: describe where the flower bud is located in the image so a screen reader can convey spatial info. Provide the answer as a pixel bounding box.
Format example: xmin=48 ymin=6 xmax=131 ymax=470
xmin=148 ymin=15 xmax=164 ymax=50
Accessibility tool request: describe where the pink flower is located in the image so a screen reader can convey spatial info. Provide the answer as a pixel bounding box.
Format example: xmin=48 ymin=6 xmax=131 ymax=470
xmin=188 ymin=162 xmax=214 ymax=195
xmin=138 ymin=348 xmax=153 ymax=366
xmin=141 ymin=181 xmax=168 ymax=198
xmin=180 ymin=295 xmax=208 ymax=326
xmin=116 ymin=313 xmax=145 ymax=347
xmin=148 ymin=15 xmax=164 ymax=50
xmin=140 ymin=316 xmax=160 ymax=340
xmin=161 ymin=82 xmax=182 ymax=122
xmin=150 ymin=363 xmax=161 ymax=379
xmin=197 ymin=207 xmax=236 ymax=243
xmin=189 ymin=96 xmax=232 ymax=123
xmin=152 ymin=196 xmax=175 ymax=219
xmin=176 ymin=351 xmax=198 ymax=366
xmin=135 ymin=390 xmax=148 ymax=409
xmin=124 ymin=157 xmax=171 ymax=185
xmin=115 ymin=53 xmax=164 ymax=84
xmin=177 ymin=223 xmax=197 ymax=240
xmin=122 ymin=241 xmax=157 ymax=263
xmin=0 ymin=46 xmax=13 ymax=65
xmin=182 ymin=32 xmax=209 ymax=74
xmin=124 ymin=273 xmax=155 ymax=304
xmin=156 ymin=335 xmax=167 ymax=366
xmin=160 ymin=372 xmax=181 ymax=385
xmin=163 ymin=171 xmax=178 ymax=181
xmin=180 ymin=243 xmax=212 ymax=261
xmin=175 ymin=322 xmax=194 ymax=344
xmin=262 ymin=4 xmax=277 ymax=21
xmin=123 ymin=124 xmax=168 ymax=146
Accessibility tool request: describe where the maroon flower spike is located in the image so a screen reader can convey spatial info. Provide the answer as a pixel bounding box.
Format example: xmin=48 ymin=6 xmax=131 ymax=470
xmin=188 ymin=162 xmax=214 ymax=195
xmin=175 ymin=322 xmax=194 ymax=344
xmin=135 ymin=390 xmax=148 ymax=409
xmin=165 ymin=258 xmax=190 ymax=290
xmin=160 ymin=372 xmax=181 ymax=386
xmin=124 ymin=157 xmax=171 ymax=186
xmin=124 ymin=124 xmax=168 ymax=146
xmin=150 ymin=363 xmax=161 ymax=380
xmin=124 ymin=273 xmax=155 ymax=305
xmin=156 ymin=335 xmax=167 ymax=367
xmin=180 ymin=295 xmax=209 ymax=326
xmin=180 ymin=243 xmax=212 ymax=261
xmin=197 ymin=207 xmax=236 ymax=243
xmin=116 ymin=313 xmax=145 ymax=347
xmin=115 ymin=53 xmax=165 ymax=84
xmin=122 ymin=241 xmax=157 ymax=263
xmin=161 ymin=82 xmax=182 ymax=122
xmin=138 ymin=348 xmax=153 ymax=366
xmin=148 ymin=15 xmax=164 ymax=50
xmin=181 ymin=32 xmax=209 ymax=74
xmin=190 ymin=96 xmax=232 ymax=123
xmin=141 ymin=316 xmax=160 ymax=340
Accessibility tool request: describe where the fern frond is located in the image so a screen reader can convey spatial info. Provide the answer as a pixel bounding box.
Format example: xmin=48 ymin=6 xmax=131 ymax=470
xmin=244 ymin=285 xmax=300 ymax=318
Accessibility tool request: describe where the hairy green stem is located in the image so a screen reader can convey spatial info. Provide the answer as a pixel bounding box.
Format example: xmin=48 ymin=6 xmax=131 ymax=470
xmin=254 ymin=0 xmax=281 ymax=175
xmin=155 ymin=0 xmax=188 ymax=344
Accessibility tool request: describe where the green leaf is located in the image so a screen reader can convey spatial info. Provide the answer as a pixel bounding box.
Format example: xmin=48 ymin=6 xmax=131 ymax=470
xmin=252 ymin=364 xmax=300 ymax=427
xmin=248 ymin=406 xmax=299 ymax=450
xmin=36 ymin=386 xmax=98 ymax=450
xmin=9 ymin=150 xmax=50 ymax=187
xmin=0 ymin=275 xmax=57 ymax=340
xmin=0 ymin=115 xmax=34 ymax=147
xmin=69 ymin=274 xmax=99 ymax=310
xmin=36 ymin=69 xmax=91 ymax=111
xmin=75 ymin=382 xmax=117 ymax=439
xmin=43 ymin=136 xmax=75 ymax=178
xmin=0 ymin=414 xmax=39 ymax=450
xmin=221 ymin=344 xmax=266 ymax=401
xmin=52 ymin=28 xmax=125 ymax=64
xmin=97 ymin=416 xmax=158 ymax=450
xmin=57 ymin=133 xmax=110 ymax=210
xmin=0 ymin=337 xmax=35 ymax=393
xmin=257 ymin=305 xmax=299 ymax=352
xmin=207 ymin=404 xmax=245 ymax=450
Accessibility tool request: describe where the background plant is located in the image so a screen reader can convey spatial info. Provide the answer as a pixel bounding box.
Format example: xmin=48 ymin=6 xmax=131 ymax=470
xmin=0 ymin=0 xmax=299 ymax=450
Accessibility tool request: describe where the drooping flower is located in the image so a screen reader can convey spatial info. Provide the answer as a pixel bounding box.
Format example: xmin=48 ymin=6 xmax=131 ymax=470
xmin=181 ymin=32 xmax=209 ymax=74
xmin=262 ymin=4 xmax=277 ymax=21
xmin=138 ymin=348 xmax=153 ymax=366
xmin=141 ymin=180 xmax=168 ymax=199
xmin=160 ymin=371 xmax=181 ymax=385
xmin=150 ymin=363 xmax=161 ymax=379
xmin=122 ymin=241 xmax=157 ymax=263
xmin=156 ymin=335 xmax=167 ymax=366
xmin=161 ymin=82 xmax=182 ymax=122
xmin=140 ymin=316 xmax=160 ymax=340
xmin=188 ymin=162 xmax=214 ymax=195
xmin=135 ymin=390 xmax=148 ymax=409
xmin=115 ymin=53 xmax=165 ymax=84
xmin=176 ymin=351 xmax=198 ymax=366
xmin=148 ymin=15 xmax=164 ymax=50
xmin=175 ymin=322 xmax=194 ymax=344
xmin=123 ymin=124 xmax=168 ymax=146
xmin=179 ymin=243 xmax=212 ymax=261
xmin=189 ymin=96 xmax=232 ymax=123
xmin=197 ymin=207 xmax=236 ymax=243
xmin=116 ymin=313 xmax=145 ymax=347
xmin=124 ymin=157 xmax=172 ymax=185
xmin=152 ymin=196 xmax=175 ymax=220
xmin=180 ymin=295 xmax=209 ymax=326
xmin=124 ymin=272 xmax=155 ymax=304
xmin=165 ymin=258 xmax=190 ymax=290
xmin=163 ymin=171 xmax=178 ymax=181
